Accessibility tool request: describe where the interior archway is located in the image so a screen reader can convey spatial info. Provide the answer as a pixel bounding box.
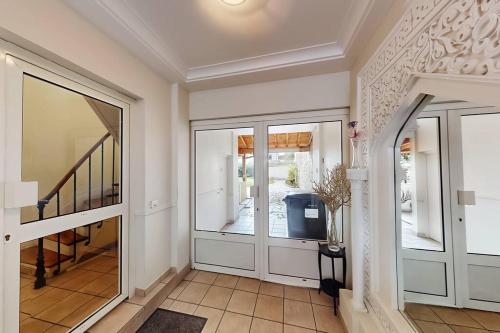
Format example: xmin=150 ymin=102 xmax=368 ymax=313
xmin=368 ymin=75 xmax=500 ymax=332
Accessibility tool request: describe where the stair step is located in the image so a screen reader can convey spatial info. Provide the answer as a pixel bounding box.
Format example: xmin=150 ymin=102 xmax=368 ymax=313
xmin=45 ymin=230 xmax=88 ymax=245
xmin=20 ymin=246 xmax=72 ymax=268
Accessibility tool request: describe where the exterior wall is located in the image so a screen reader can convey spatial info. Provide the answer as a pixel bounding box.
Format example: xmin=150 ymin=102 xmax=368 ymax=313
xmin=190 ymin=72 xmax=350 ymax=120
xmin=0 ymin=0 xmax=172 ymax=291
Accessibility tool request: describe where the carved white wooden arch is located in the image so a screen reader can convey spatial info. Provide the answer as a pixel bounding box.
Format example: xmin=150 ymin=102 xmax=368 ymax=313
xmin=357 ymin=1 xmax=500 ymax=332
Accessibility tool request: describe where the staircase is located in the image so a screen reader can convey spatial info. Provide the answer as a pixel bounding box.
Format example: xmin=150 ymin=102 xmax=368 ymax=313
xmin=20 ymin=132 xmax=120 ymax=289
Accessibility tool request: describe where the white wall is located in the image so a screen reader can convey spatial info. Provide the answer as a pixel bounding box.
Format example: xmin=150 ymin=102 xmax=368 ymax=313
xmin=170 ymin=84 xmax=191 ymax=271
xmin=0 ymin=0 xmax=172 ymax=291
xmin=189 ymin=72 xmax=350 ymax=120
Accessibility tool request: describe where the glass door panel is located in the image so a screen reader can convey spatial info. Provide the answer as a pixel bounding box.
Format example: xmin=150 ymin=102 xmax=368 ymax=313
xmin=399 ymin=117 xmax=444 ymax=252
xmin=460 ymin=113 xmax=500 ymax=256
xmin=195 ymin=127 xmax=255 ymax=235
xmin=267 ymin=122 xmax=343 ymax=241
xmin=19 ymin=217 xmax=121 ymax=332
xmin=21 ymin=74 xmax=122 ymax=224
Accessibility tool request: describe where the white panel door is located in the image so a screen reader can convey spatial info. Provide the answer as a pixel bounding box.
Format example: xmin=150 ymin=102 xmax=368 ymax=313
xmin=448 ymin=107 xmax=500 ymax=312
xmin=396 ymin=111 xmax=456 ymax=307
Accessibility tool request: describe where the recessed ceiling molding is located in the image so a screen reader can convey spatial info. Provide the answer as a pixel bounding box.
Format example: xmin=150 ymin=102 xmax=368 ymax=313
xmin=89 ymin=0 xmax=187 ymax=79
xmin=66 ymin=0 xmax=379 ymax=86
xmin=186 ymin=42 xmax=344 ymax=82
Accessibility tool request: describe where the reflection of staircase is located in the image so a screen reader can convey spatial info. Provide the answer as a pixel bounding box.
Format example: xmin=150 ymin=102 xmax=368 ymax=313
xmin=22 ymin=132 xmax=120 ymax=289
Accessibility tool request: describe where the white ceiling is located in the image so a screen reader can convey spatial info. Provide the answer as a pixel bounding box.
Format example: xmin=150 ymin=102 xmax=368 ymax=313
xmin=66 ymin=0 xmax=394 ymax=90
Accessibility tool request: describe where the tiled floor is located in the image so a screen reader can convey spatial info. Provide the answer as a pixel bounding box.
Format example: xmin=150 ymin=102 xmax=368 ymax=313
xmin=405 ymin=302 xmax=500 ymax=333
xmin=158 ymin=269 xmax=345 ymax=333
xmin=401 ymin=214 xmax=442 ymax=251
xmin=19 ymin=251 xmax=119 ymax=333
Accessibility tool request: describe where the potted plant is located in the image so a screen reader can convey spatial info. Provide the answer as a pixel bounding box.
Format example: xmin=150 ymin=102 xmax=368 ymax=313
xmin=313 ymin=164 xmax=351 ymax=252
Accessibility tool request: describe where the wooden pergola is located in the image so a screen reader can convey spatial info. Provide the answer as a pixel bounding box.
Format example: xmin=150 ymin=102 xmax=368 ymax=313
xmin=238 ymin=132 xmax=313 ymax=154
xmin=238 ymin=132 xmax=313 ymax=182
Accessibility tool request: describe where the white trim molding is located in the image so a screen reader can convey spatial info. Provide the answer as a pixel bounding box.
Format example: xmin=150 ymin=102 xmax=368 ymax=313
xmin=358 ymin=0 xmax=500 ymax=332
xmin=65 ymin=0 xmax=375 ymax=84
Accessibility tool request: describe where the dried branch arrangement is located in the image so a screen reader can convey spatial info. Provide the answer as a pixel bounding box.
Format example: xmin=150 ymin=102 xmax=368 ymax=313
xmin=313 ymin=164 xmax=351 ymax=214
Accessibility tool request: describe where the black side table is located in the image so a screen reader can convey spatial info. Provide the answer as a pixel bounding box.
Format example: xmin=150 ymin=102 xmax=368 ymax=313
xmin=317 ymin=243 xmax=346 ymax=315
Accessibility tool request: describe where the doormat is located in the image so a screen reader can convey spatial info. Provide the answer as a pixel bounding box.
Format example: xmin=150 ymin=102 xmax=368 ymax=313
xmin=137 ymin=309 xmax=207 ymax=333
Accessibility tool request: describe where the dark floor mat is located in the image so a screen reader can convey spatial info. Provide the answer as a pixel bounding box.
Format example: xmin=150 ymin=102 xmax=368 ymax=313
xmin=137 ymin=309 xmax=207 ymax=333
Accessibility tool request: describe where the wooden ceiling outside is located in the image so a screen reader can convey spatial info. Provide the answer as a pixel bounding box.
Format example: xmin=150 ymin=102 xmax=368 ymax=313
xmin=238 ymin=132 xmax=313 ymax=154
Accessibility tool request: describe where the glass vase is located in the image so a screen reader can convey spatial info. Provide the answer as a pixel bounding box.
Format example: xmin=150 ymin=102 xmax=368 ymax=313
xmin=327 ymin=210 xmax=340 ymax=252
xmin=351 ymin=138 xmax=361 ymax=169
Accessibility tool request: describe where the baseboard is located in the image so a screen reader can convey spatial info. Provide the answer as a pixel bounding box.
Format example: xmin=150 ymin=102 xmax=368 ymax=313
xmin=89 ymin=263 xmax=192 ymax=333
xmin=135 ymin=267 xmax=175 ymax=297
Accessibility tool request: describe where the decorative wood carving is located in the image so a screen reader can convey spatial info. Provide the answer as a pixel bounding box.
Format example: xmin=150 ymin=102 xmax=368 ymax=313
xmin=358 ymin=0 xmax=500 ymax=331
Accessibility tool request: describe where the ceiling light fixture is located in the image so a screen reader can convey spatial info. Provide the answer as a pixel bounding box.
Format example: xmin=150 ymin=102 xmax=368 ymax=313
xmin=220 ymin=0 xmax=246 ymax=6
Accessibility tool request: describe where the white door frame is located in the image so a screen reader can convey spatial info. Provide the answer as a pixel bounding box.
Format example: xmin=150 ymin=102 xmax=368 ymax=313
xmin=395 ymin=109 xmax=456 ymax=308
xmin=448 ymin=106 xmax=500 ymax=312
xmin=1 ymin=49 xmax=131 ymax=333
xmin=190 ymin=120 xmax=263 ymax=278
xmin=262 ymin=112 xmax=350 ymax=288
xmin=190 ymin=108 xmax=350 ymax=285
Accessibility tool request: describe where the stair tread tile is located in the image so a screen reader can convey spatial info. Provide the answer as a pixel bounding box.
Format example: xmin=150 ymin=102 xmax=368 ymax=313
xmin=45 ymin=230 xmax=88 ymax=245
xmin=21 ymin=247 xmax=72 ymax=268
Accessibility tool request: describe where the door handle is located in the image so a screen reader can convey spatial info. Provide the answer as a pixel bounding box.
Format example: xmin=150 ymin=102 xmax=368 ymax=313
xmin=458 ymin=190 xmax=476 ymax=206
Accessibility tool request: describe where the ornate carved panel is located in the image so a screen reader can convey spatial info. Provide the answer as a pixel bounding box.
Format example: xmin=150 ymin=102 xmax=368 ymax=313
xmin=358 ymin=0 xmax=500 ymax=331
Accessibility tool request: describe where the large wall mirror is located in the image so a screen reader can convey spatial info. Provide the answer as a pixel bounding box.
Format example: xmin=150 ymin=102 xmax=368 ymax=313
xmin=395 ymin=95 xmax=500 ymax=332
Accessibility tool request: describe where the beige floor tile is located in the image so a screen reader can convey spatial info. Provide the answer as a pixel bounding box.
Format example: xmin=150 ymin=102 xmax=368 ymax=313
xmin=45 ymin=325 xmax=71 ymax=333
xmin=20 ymin=284 xmax=55 ymax=303
xmin=284 ymin=299 xmax=316 ymax=330
xmin=177 ymin=282 xmax=211 ymax=304
xmin=254 ymin=294 xmax=284 ymax=322
xmin=414 ymin=320 xmax=455 ymax=333
xmin=235 ymin=277 xmax=260 ymax=293
xmin=259 ymin=281 xmax=284 ymax=297
xmin=309 ymin=289 xmax=333 ymax=307
xmin=88 ymin=302 xmax=142 ymax=333
xmin=285 ymin=286 xmax=311 ymax=302
xmin=185 ymin=269 xmax=199 ymax=281
xmin=168 ymin=300 xmax=198 ymax=315
xmin=158 ymin=298 xmax=174 ymax=310
xmin=312 ymin=304 xmax=344 ymax=333
xmin=464 ymin=309 xmax=500 ymax=331
xmin=195 ymin=306 xmax=224 ymax=333
xmin=35 ymin=292 xmax=94 ymax=323
xmin=214 ymin=274 xmax=239 ymax=289
xmin=217 ymin=312 xmax=252 ymax=333
xmin=21 ymin=293 xmax=64 ymax=316
xmin=405 ymin=303 xmax=443 ymax=323
xmin=449 ymin=325 xmax=489 ymax=333
xmin=57 ymin=271 xmax=104 ymax=291
xmin=284 ymin=324 xmax=317 ymax=333
xmin=430 ymin=306 xmax=482 ymax=328
xmin=193 ymin=271 xmax=219 ymax=285
xmin=20 ymin=318 xmax=53 ymax=333
xmin=169 ymin=280 xmax=189 ymax=299
xmin=79 ymin=274 xmax=117 ymax=296
xmin=250 ymin=318 xmax=283 ymax=333
xmin=59 ymin=296 xmax=108 ymax=327
xmin=226 ymin=290 xmax=258 ymax=316
xmin=201 ymin=286 xmax=233 ymax=310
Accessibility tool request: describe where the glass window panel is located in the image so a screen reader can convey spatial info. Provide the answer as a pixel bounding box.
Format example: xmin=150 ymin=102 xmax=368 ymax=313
xmin=21 ymin=75 xmax=122 ymax=224
xmin=399 ymin=117 xmax=444 ymax=251
xmin=461 ymin=113 xmax=500 ymax=255
xmin=268 ymin=122 xmax=343 ymax=241
xmin=19 ymin=216 xmax=121 ymax=332
xmin=195 ymin=128 xmax=255 ymax=235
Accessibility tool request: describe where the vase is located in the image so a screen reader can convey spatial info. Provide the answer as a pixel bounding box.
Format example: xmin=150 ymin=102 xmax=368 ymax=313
xmin=327 ymin=210 xmax=340 ymax=252
xmin=350 ymin=138 xmax=360 ymax=169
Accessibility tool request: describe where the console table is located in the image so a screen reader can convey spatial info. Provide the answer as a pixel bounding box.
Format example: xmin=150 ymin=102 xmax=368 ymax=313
xmin=317 ymin=243 xmax=346 ymax=315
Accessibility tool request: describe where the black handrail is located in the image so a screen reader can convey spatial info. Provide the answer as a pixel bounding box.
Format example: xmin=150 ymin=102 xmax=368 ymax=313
xmin=34 ymin=132 xmax=114 ymax=289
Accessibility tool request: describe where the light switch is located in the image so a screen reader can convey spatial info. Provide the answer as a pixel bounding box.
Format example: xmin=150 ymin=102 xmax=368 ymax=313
xmin=4 ymin=182 xmax=38 ymax=208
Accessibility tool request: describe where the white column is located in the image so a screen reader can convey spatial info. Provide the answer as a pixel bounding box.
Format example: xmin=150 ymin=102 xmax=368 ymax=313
xmin=347 ymin=168 xmax=368 ymax=312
